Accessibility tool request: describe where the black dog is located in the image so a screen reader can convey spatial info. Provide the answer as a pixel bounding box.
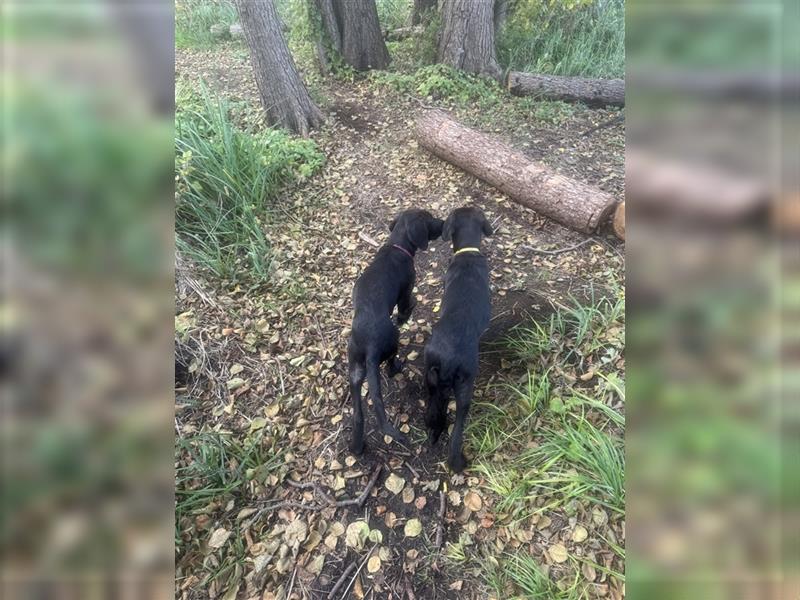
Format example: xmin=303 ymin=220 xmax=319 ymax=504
xmin=424 ymin=207 xmax=493 ymax=472
xmin=348 ymin=209 xmax=444 ymax=455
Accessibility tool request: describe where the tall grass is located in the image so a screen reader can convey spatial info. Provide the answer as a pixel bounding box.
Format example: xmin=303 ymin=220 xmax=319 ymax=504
xmin=176 ymin=0 xmax=238 ymax=49
xmin=175 ymin=85 xmax=324 ymax=284
xmin=498 ymin=0 xmax=625 ymax=78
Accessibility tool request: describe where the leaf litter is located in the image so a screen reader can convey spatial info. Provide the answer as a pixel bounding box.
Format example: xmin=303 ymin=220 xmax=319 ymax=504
xmin=175 ymin=42 xmax=625 ymax=600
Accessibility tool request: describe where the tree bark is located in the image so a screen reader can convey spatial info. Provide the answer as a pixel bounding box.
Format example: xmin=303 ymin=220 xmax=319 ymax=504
xmin=508 ymin=72 xmax=625 ymax=107
xmin=416 ymin=111 xmax=617 ymax=234
xmin=494 ymin=0 xmax=509 ymax=38
xmin=438 ymin=0 xmax=501 ymax=81
xmin=316 ymin=0 xmax=389 ymax=70
xmin=234 ymin=0 xmax=323 ymax=136
xmin=411 ymin=0 xmax=437 ymax=26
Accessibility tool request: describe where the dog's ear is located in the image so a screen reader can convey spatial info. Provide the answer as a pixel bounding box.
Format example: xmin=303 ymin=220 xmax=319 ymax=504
xmin=389 ymin=217 xmax=398 ymax=232
xmin=408 ymin=216 xmax=430 ymax=250
xmin=481 ymin=214 xmax=494 ymax=237
xmin=441 ymin=213 xmax=456 ymax=242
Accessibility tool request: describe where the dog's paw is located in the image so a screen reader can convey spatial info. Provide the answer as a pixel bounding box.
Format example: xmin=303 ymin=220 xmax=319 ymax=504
xmin=383 ymin=424 xmax=410 ymax=447
xmin=387 ymin=358 xmax=403 ymax=377
xmin=448 ymin=452 xmax=468 ymax=473
xmin=349 ymin=437 xmax=365 ymax=456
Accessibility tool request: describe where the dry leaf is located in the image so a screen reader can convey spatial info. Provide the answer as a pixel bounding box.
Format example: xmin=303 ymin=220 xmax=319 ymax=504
xmin=345 ymin=521 xmax=370 ymax=549
xmin=402 ymin=487 xmax=415 ymax=504
xmin=385 ymin=473 xmax=406 ymax=495
xmin=404 ymin=519 xmax=422 ymax=537
xmin=548 ymin=543 xmax=569 ymax=563
xmin=464 ymin=491 xmax=483 ymax=511
xmin=572 ymin=525 xmax=588 ymax=543
xmin=367 ymin=555 xmax=381 ymax=574
xmin=208 ymin=528 xmax=231 ymax=549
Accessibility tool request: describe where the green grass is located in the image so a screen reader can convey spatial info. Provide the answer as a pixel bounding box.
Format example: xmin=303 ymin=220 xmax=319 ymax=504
xmin=176 ymin=0 xmax=238 ymax=49
xmin=498 ymin=0 xmax=625 ymax=78
xmin=175 ymin=429 xmax=283 ymax=544
xmin=175 ymin=83 xmax=324 ymax=284
xmin=465 ymin=291 xmax=625 ymax=596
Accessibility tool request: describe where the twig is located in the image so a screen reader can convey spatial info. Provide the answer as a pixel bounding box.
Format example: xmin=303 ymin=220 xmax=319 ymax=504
xmin=327 ymin=562 xmax=357 ymax=600
xmin=404 ymin=575 xmax=417 ymax=600
xmin=358 ymin=231 xmax=380 ymax=247
xmin=434 ymin=490 xmax=446 ymax=549
xmin=286 ymin=480 xmax=337 ymax=506
xmin=339 ymin=546 xmax=376 ymax=600
xmin=404 ymin=461 xmax=420 ymax=480
xmin=336 ymin=464 xmax=382 ymax=508
xmin=521 ymin=237 xmax=594 ymax=256
xmin=286 ymin=565 xmax=298 ymax=600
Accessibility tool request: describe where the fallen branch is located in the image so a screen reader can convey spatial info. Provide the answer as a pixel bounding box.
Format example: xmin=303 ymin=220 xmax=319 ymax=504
xmin=434 ymin=490 xmax=446 ymax=549
xmin=581 ymin=113 xmax=624 ymax=137
xmin=335 ymin=464 xmax=382 ymax=508
xmin=507 ymin=72 xmax=625 ymax=106
xmin=358 ymin=231 xmax=380 ymax=247
xmin=338 ymin=545 xmax=376 ymax=600
xmin=286 ymin=479 xmax=336 ymax=506
xmin=327 ymin=561 xmax=357 ymax=599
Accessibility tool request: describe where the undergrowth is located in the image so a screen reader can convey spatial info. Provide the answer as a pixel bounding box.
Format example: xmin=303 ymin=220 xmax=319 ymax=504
xmin=498 ymin=0 xmax=625 ymax=78
xmin=467 ymin=288 xmax=626 ymax=595
xmin=176 ymin=0 xmax=238 ymax=49
xmin=175 ymin=83 xmax=324 ymax=284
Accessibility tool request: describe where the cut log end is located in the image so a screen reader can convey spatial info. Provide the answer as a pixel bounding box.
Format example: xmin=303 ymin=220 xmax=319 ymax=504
xmin=613 ymin=202 xmax=625 ymax=240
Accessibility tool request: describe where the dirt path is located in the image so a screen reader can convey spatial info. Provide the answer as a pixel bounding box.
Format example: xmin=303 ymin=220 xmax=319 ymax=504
xmin=176 ymin=46 xmax=625 ymax=600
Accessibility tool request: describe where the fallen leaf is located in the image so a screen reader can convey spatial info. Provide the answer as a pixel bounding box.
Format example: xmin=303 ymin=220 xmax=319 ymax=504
xmin=414 ymin=496 xmax=427 ymax=510
xmin=284 ymin=519 xmax=308 ymax=547
xmin=307 ymin=555 xmax=325 ymax=575
xmin=385 ymin=512 xmax=398 ymax=528
xmin=345 ymin=521 xmax=370 ymax=549
xmin=226 ymin=377 xmax=246 ymax=390
xmin=384 ymin=473 xmax=406 ymax=495
xmin=208 ymin=528 xmax=231 ymax=549
xmin=402 ymin=487 xmax=415 ymax=504
xmin=464 ymin=491 xmax=483 ymax=511
xmin=367 ymin=555 xmax=381 ymax=574
xmin=572 ymin=525 xmax=588 ymax=543
xmin=368 ymin=529 xmax=383 ymax=543
xmin=448 ymin=491 xmax=461 ymax=506
xmin=404 ymin=519 xmax=422 ymax=537
xmin=548 ymin=543 xmax=569 ymax=563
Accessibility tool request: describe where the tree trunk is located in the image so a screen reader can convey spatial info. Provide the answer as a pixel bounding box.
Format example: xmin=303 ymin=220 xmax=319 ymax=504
xmin=438 ymin=0 xmax=501 ymax=80
xmin=316 ymin=0 xmax=389 ymax=70
xmin=508 ymin=71 xmax=625 ymax=106
xmin=234 ymin=0 xmax=323 ymax=136
xmin=416 ymin=111 xmax=617 ymax=234
xmin=494 ymin=0 xmax=509 ymax=37
xmin=508 ymin=72 xmax=625 ymax=107
xmin=412 ymin=0 xmax=437 ymax=26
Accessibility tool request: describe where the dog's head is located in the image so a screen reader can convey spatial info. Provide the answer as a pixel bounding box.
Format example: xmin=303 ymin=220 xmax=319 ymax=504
xmin=441 ymin=206 xmax=493 ymax=247
xmin=388 ymin=209 xmax=444 ymax=251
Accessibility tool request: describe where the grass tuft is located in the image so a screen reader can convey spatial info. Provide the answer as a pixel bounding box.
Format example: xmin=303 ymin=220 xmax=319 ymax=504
xmin=175 ymin=83 xmax=324 ymax=284
xmin=176 ymin=0 xmax=239 ymax=49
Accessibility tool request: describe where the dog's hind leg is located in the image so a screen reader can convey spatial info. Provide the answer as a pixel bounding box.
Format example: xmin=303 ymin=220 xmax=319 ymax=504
xmin=424 ymin=365 xmax=447 ymax=445
xmin=395 ymin=283 xmax=416 ymax=327
xmin=348 ymin=348 xmax=367 ymax=455
xmin=449 ymin=376 xmax=474 ymax=473
xmin=366 ymin=356 xmax=409 ymax=446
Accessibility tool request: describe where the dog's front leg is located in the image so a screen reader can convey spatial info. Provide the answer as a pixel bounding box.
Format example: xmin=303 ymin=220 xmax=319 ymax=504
xmin=449 ymin=377 xmax=474 ymax=472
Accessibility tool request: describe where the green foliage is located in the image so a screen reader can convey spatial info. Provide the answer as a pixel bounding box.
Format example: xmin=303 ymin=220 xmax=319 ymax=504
xmin=376 ymin=0 xmax=411 ymax=31
xmin=4 ymin=81 xmax=172 ymax=278
xmin=175 ymin=84 xmax=324 ymax=284
xmin=499 ymin=0 xmax=624 ymax=78
xmin=175 ymin=0 xmax=238 ymax=49
xmin=372 ymin=64 xmax=503 ymax=107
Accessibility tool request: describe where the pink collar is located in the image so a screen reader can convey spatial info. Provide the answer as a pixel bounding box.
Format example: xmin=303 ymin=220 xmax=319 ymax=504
xmin=392 ymin=244 xmax=414 ymax=259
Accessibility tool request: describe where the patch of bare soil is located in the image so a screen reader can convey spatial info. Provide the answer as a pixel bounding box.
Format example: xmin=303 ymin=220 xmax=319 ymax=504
xmin=175 ymin=47 xmax=625 ymax=600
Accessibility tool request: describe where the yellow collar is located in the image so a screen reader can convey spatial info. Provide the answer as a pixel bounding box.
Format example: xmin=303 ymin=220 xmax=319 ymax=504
xmin=453 ymin=247 xmax=481 ymax=256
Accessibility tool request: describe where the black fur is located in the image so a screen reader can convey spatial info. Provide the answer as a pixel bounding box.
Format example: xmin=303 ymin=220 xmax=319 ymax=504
xmin=348 ymin=209 xmax=444 ymax=455
xmin=424 ymin=207 xmax=493 ymax=472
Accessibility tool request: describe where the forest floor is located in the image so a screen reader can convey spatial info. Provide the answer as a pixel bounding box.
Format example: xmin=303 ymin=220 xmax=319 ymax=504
xmin=175 ymin=43 xmax=625 ymax=600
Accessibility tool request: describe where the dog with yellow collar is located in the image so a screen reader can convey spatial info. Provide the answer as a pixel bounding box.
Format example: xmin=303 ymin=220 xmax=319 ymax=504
xmin=423 ymin=206 xmax=493 ymax=472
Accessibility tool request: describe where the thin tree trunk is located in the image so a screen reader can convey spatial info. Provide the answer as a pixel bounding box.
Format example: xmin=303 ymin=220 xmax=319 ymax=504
xmin=507 ymin=72 xmax=625 ymax=107
xmin=234 ymin=0 xmax=323 ymax=136
xmin=316 ymin=0 xmax=389 ymax=70
xmin=411 ymin=0 xmax=437 ymax=26
xmin=416 ymin=111 xmax=617 ymax=233
xmin=438 ymin=0 xmax=501 ymax=80
xmin=493 ymin=0 xmax=509 ymax=38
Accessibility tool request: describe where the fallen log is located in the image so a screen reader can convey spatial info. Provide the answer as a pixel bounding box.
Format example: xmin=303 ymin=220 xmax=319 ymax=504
xmin=384 ymin=25 xmax=424 ymax=41
xmin=613 ymin=202 xmax=625 ymax=240
xmin=416 ymin=110 xmax=618 ymax=234
xmin=507 ymin=72 xmax=625 ymax=107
